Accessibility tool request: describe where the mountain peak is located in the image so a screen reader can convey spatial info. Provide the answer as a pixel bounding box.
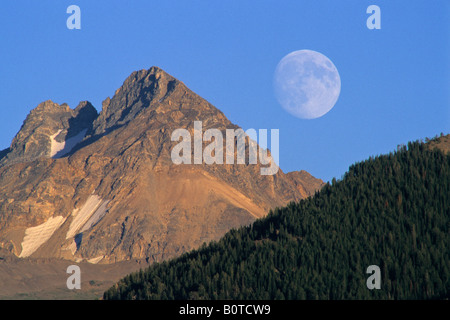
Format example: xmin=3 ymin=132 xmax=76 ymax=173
xmin=91 ymin=66 xmax=181 ymax=136
xmin=0 ymin=100 xmax=97 ymax=166
xmin=90 ymin=66 xmax=227 ymax=138
xmin=30 ymin=100 xmax=70 ymax=114
xmin=115 ymin=66 xmax=170 ymax=95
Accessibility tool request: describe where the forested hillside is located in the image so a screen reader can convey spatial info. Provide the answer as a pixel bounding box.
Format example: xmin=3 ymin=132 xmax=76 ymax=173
xmin=104 ymin=138 xmax=449 ymax=300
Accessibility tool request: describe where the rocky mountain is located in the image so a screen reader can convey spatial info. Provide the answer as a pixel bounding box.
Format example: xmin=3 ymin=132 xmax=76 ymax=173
xmin=0 ymin=66 xmax=324 ymax=265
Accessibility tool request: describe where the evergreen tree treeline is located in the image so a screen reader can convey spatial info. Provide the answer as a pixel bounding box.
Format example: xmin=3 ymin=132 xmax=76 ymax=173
xmin=104 ymin=139 xmax=449 ymax=300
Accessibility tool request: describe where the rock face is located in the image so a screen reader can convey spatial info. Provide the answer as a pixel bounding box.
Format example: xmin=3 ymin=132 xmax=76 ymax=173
xmin=0 ymin=66 xmax=324 ymax=264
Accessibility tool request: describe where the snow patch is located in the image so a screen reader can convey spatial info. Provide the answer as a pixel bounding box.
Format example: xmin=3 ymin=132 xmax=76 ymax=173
xmin=87 ymin=256 xmax=104 ymax=264
xmin=66 ymin=195 xmax=104 ymax=239
xmin=79 ymin=200 xmax=110 ymax=233
xmin=49 ymin=129 xmax=64 ymax=158
xmin=50 ymin=128 xmax=87 ymax=158
xmin=65 ymin=195 xmax=110 ymax=256
xmin=19 ymin=216 xmax=65 ymax=258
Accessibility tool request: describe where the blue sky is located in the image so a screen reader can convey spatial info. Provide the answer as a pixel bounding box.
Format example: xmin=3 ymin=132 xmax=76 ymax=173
xmin=0 ymin=1 xmax=448 ymax=182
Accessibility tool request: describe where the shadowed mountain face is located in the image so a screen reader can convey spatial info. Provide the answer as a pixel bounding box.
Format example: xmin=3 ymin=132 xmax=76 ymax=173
xmin=0 ymin=66 xmax=324 ymax=264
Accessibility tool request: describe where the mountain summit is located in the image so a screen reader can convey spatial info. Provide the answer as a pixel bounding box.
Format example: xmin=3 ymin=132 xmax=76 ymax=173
xmin=0 ymin=67 xmax=324 ymax=264
xmin=0 ymin=100 xmax=97 ymax=166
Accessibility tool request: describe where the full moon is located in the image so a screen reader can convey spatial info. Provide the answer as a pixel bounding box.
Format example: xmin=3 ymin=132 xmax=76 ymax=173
xmin=273 ymin=50 xmax=341 ymax=119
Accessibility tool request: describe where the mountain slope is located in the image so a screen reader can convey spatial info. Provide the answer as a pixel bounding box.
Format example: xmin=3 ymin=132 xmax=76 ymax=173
xmin=0 ymin=66 xmax=323 ymax=264
xmin=103 ymin=137 xmax=449 ymax=300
